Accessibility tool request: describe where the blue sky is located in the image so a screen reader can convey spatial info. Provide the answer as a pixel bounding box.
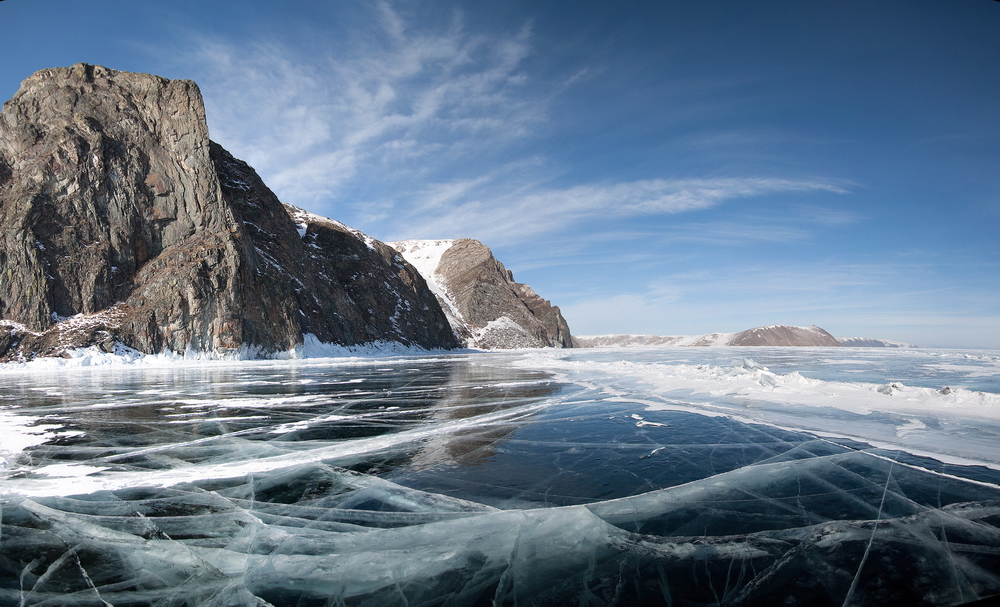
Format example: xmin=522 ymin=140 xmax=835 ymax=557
xmin=3 ymin=0 xmax=998 ymax=348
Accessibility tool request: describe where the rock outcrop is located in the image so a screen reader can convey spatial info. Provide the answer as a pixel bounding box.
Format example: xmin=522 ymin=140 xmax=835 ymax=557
xmin=575 ymin=325 xmax=842 ymax=348
xmin=389 ymin=239 xmax=573 ymax=349
xmin=0 ymin=64 xmax=458 ymax=360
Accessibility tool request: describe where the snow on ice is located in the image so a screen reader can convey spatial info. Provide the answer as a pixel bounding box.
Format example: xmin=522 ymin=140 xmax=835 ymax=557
xmin=1 ymin=346 xmax=999 ymax=605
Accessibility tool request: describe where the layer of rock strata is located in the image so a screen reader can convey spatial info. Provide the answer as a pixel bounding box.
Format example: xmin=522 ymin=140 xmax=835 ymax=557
xmin=390 ymin=239 xmax=573 ymax=349
xmin=0 ymin=64 xmax=457 ymax=360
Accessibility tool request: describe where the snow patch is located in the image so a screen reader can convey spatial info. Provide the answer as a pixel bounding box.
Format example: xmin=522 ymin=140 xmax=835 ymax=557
xmin=388 ymin=239 xmax=455 ymax=280
xmin=388 ymin=239 xmax=472 ymax=341
xmin=0 ymin=411 xmax=85 ymax=472
xmin=471 ymin=316 xmax=540 ymax=350
xmin=284 ymin=203 xmax=378 ymax=250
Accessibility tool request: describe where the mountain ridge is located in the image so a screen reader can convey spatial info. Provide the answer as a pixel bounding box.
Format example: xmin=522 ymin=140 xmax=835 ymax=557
xmin=837 ymin=336 xmax=919 ymax=348
xmin=0 ymin=64 xmax=463 ymax=360
xmin=574 ymin=324 xmax=845 ymax=348
xmin=0 ymin=64 xmax=577 ymax=361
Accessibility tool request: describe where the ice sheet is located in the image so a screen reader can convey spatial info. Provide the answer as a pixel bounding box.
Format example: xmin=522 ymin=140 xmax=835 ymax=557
xmin=1 ymin=348 xmax=999 ymax=606
xmin=513 ymin=347 xmax=1000 ymax=468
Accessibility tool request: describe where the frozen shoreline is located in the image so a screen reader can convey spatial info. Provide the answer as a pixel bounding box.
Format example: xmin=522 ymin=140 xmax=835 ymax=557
xmin=0 ymin=334 xmax=469 ymax=373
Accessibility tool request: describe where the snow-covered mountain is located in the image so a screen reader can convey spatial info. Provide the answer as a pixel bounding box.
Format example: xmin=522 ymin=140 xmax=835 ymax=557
xmin=574 ymin=325 xmax=841 ymax=348
xmin=572 ymin=333 xmax=734 ymax=348
xmin=837 ymin=337 xmax=919 ymax=348
xmin=389 ymin=239 xmax=573 ymax=349
xmin=730 ymin=324 xmax=840 ymax=346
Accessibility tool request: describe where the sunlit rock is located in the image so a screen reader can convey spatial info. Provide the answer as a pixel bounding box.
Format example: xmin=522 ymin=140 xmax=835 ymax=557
xmin=390 ymin=238 xmax=573 ymax=349
xmin=0 ymin=64 xmax=457 ymax=360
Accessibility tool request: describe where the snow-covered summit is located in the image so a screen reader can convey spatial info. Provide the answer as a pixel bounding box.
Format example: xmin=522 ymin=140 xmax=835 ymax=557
xmin=386 ymin=239 xmax=466 ymax=338
xmin=389 ymin=240 xmax=456 ymax=278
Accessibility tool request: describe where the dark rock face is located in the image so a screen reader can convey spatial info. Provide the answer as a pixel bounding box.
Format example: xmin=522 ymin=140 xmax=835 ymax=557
xmin=391 ymin=238 xmax=573 ymax=349
xmin=728 ymin=325 xmax=841 ymax=347
xmin=276 ymin=202 xmax=457 ymax=351
xmin=0 ymin=64 xmax=457 ymax=360
xmin=511 ymin=282 xmax=573 ymax=348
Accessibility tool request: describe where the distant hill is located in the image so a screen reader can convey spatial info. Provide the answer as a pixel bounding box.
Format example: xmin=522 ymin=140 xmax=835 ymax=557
xmin=837 ymin=337 xmax=918 ymax=348
xmin=574 ymin=325 xmax=842 ymax=348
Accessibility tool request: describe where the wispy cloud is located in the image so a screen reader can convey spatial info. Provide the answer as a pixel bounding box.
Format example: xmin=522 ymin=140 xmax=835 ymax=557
xmin=174 ymin=2 xmax=540 ymax=207
xmin=166 ymin=3 xmax=849 ymax=247
xmin=388 ymin=177 xmax=847 ymax=243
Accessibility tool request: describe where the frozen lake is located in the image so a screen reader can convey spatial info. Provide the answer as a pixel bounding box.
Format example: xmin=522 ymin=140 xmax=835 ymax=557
xmin=1 ymin=346 xmax=999 ymax=606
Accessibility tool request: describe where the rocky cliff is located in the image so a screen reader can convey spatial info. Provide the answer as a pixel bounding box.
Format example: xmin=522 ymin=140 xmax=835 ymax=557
xmin=0 ymin=64 xmax=458 ymax=360
xmin=574 ymin=324 xmax=842 ymax=348
xmin=389 ymin=239 xmax=573 ymax=349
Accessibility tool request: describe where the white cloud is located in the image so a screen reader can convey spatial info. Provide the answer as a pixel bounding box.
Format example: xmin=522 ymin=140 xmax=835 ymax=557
xmin=388 ymin=177 xmax=847 ymax=243
xmin=175 ymin=4 xmax=540 ymax=208
xmin=166 ymin=4 xmax=850 ymax=248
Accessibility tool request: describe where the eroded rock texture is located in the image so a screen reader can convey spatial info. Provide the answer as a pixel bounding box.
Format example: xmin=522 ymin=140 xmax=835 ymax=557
xmin=391 ymin=238 xmax=573 ymax=349
xmin=0 ymin=64 xmax=457 ymax=360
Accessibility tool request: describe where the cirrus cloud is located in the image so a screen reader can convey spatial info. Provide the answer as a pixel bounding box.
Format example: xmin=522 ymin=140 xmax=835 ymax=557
xmin=387 ymin=176 xmax=849 ymax=243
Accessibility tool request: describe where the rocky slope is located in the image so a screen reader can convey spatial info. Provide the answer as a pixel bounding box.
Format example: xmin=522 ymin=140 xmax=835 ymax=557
xmin=574 ymin=325 xmax=841 ymax=348
xmin=389 ymin=239 xmax=573 ymax=349
xmin=729 ymin=324 xmax=841 ymax=347
xmin=0 ymin=64 xmax=457 ymax=361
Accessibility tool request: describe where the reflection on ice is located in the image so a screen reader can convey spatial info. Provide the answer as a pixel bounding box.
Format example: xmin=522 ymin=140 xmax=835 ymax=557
xmin=2 ymin=348 xmax=1000 ymax=605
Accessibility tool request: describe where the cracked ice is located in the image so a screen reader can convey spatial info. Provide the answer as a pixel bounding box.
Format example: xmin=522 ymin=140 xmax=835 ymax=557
xmin=1 ymin=347 xmax=999 ymax=606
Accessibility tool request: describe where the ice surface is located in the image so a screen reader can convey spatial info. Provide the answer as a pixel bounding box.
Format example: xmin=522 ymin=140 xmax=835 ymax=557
xmin=2 ymin=348 xmax=999 ymax=605
xmin=514 ymin=347 xmax=1000 ymax=468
